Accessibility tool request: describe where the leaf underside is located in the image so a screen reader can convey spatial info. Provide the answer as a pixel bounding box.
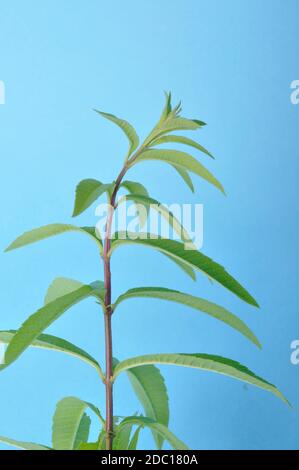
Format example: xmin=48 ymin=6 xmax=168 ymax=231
xmin=114 ymin=286 xmax=261 ymax=348
xmin=113 ymin=353 xmax=288 ymax=405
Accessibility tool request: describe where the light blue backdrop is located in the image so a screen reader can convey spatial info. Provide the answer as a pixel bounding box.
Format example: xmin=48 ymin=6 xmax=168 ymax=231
xmin=0 ymin=0 xmax=298 ymax=450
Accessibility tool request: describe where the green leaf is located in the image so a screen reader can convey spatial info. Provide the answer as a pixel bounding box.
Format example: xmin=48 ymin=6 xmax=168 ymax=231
xmin=126 ymin=364 xmax=169 ymax=448
xmin=113 ymin=423 xmax=133 ymax=450
xmin=128 ymin=426 xmax=142 ymax=450
xmin=4 ymin=281 xmax=105 ymax=366
xmin=0 ymin=435 xmax=50 ymax=450
xmin=97 ymin=428 xmax=106 ymax=450
xmin=152 ymin=134 xmax=214 ymax=159
xmin=45 ymin=277 xmax=84 ymax=304
xmin=110 ymin=232 xmax=259 ymax=307
xmin=131 ymin=149 xmax=224 ymax=194
xmin=143 ymin=95 xmax=206 ymax=147
xmin=114 ymin=354 xmax=288 ymax=405
xmin=156 ymin=117 xmax=204 ymax=135
xmin=120 ymin=194 xmax=195 ymax=248
xmin=52 ymin=397 xmax=93 ymax=450
xmin=78 ymin=442 xmax=99 ymax=450
xmin=171 ymin=165 xmax=194 ymax=193
xmin=73 ymin=413 xmax=91 ymax=450
xmin=0 ymin=330 xmax=104 ymax=378
xmin=157 ymin=91 xmax=172 ymax=125
xmin=163 ymin=253 xmax=196 ymax=281
xmin=4 ymin=223 xmax=102 ymax=253
xmin=121 ymin=180 xmax=149 ymax=198
xmin=120 ymin=180 xmax=150 ymax=228
xmin=114 ymin=287 xmax=261 ymax=348
xmin=44 ymin=276 xmax=105 ymax=305
xmin=94 ymin=109 xmax=139 ymax=159
xmin=72 ymin=179 xmax=112 ymax=217
xmin=117 ymin=416 xmax=188 ymax=450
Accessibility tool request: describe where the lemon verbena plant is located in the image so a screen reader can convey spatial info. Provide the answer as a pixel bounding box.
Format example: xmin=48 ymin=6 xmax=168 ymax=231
xmin=0 ymin=94 xmax=288 ymax=451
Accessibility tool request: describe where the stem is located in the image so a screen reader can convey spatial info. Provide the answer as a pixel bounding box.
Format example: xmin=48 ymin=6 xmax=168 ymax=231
xmin=103 ymin=164 xmax=128 ymax=450
xmin=102 ymin=145 xmax=146 ymax=449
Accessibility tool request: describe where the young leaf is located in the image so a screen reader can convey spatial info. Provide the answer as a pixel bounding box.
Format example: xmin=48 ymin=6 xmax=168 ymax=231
xmin=4 ymin=223 xmax=102 ymax=253
xmin=152 ymin=134 xmax=214 ymax=159
xmin=171 ymin=165 xmax=195 ymax=193
xmin=0 ymin=435 xmax=50 ymax=450
xmin=110 ymin=232 xmax=259 ymax=307
xmin=131 ymin=149 xmax=225 ymax=194
xmin=0 ymin=330 xmax=104 ymax=378
xmin=113 ymin=354 xmax=289 ymax=405
xmin=158 ymin=91 xmax=172 ymax=121
xmin=114 ymin=287 xmax=261 ymax=348
xmin=117 ymin=416 xmax=189 ymax=450
xmin=72 ymin=179 xmax=112 ymax=217
xmin=52 ymin=397 xmax=101 ymax=450
xmin=144 ymin=115 xmax=205 ymax=147
xmin=120 ymin=180 xmax=150 ymax=228
xmin=119 ymin=194 xmax=195 ymax=248
xmin=94 ymin=109 xmax=139 ymax=159
xmin=126 ymin=364 xmax=169 ymax=449
xmin=4 ymin=282 xmax=105 ymax=366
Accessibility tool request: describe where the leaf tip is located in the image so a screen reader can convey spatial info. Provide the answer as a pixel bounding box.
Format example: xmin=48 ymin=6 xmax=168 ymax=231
xmin=4 ymin=243 xmax=14 ymax=253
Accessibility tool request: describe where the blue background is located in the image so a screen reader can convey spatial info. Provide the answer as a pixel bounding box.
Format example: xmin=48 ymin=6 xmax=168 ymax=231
xmin=0 ymin=0 xmax=298 ymax=450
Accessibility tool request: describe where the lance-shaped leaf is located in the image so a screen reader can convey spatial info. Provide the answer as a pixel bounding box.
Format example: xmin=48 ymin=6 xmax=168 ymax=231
xmin=44 ymin=276 xmax=105 ymax=306
xmin=52 ymin=396 xmax=103 ymax=450
xmin=126 ymin=364 xmax=169 ymax=449
xmin=0 ymin=330 xmax=104 ymax=379
xmin=0 ymin=436 xmax=50 ymax=450
xmin=4 ymin=223 xmax=102 ymax=253
xmin=113 ymin=423 xmax=133 ymax=450
xmin=72 ymin=179 xmax=112 ymax=217
xmin=163 ymin=253 xmax=196 ymax=281
xmin=172 ymin=165 xmax=195 ymax=193
xmin=94 ymin=109 xmax=139 ymax=159
xmin=157 ymin=91 xmax=172 ymax=125
xmin=144 ymin=93 xmax=206 ymax=146
xmin=113 ymin=354 xmax=288 ymax=405
xmin=117 ymin=416 xmax=188 ymax=450
xmin=110 ymin=232 xmax=259 ymax=307
xmin=145 ymin=117 xmax=205 ymax=147
xmin=73 ymin=413 xmax=91 ymax=450
xmin=131 ymin=149 xmax=224 ymax=194
xmin=119 ymin=194 xmax=195 ymax=249
xmin=121 ymin=180 xmax=149 ymax=198
xmin=78 ymin=442 xmax=99 ymax=450
xmin=152 ymin=134 xmax=214 ymax=159
xmin=114 ymin=287 xmax=260 ymax=348
xmin=128 ymin=426 xmax=142 ymax=450
xmin=4 ymin=281 xmax=105 ymax=366
xmin=120 ymin=180 xmax=150 ymax=228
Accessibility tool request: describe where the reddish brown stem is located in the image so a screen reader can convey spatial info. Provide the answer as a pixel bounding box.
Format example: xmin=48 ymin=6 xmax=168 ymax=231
xmin=103 ymin=164 xmax=128 ymax=450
